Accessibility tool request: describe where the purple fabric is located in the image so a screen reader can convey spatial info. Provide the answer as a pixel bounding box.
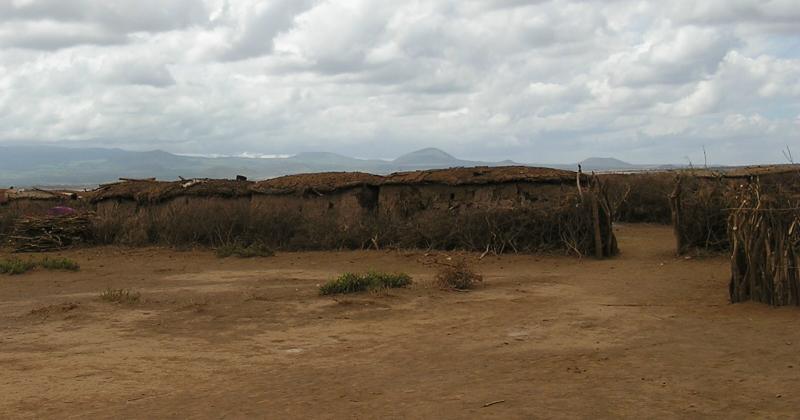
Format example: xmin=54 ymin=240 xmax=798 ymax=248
xmin=48 ymin=206 xmax=76 ymax=216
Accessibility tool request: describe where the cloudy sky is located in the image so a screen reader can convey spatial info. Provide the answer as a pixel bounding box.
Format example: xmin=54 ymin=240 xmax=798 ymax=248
xmin=0 ymin=0 xmax=798 ymax=164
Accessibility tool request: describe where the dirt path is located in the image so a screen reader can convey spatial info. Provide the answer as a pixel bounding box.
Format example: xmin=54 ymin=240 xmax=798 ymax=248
xmin=1 ymin=225 xmax=799 ymax=419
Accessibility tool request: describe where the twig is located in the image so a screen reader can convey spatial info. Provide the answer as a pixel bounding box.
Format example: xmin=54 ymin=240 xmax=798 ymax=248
xmin=483 ymin=400 xmax=506 ymax=408
xmin=479 ymin=244 xmax=491 ymax=260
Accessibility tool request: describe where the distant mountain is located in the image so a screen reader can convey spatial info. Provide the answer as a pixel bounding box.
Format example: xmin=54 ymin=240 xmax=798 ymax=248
xmin=393 ymin=148 xmax=463 ymax=166
xmin=578 ymin=157 xmax=635 ymax=172
xmin=0 ymin=145 xmax=672 ymax=187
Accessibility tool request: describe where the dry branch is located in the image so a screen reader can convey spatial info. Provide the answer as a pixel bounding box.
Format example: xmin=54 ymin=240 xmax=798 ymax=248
xmin=7 ymin=214 xmax=92 ymax=252
xmin=729 ymin=182 xmax=800 ymax=306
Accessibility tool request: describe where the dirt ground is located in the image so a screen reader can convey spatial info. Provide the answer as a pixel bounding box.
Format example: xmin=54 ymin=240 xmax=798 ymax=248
xmin=1 ymin=224 xmax=799 ymax=419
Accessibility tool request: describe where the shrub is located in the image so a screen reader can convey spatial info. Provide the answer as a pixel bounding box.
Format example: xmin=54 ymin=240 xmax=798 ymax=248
xmin=319 ymin=271 xmax=412 ymax=295
xmin=0 ymin=258 xmax=37 ymax=275
xmin=435 ymin=260 xmax=483 ymax=290
xmin=216 ymin=242 xmax=274 ymax=258
xmin=601 ymin=173 xmax=674 ymax=224
xmin=39 ymin=257 xmax=80 ymax=271
xmin=100 ymin=288 xmax=140 ymax=304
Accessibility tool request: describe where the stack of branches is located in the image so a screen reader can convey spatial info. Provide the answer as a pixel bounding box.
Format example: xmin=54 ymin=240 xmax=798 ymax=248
xmin=8 ymin=214 xmax=93 ymax=252
xmin=670 ymin=175 xmax=732 ymax=254
xmin=729 ymin=182 xmax=800 ymax=306
xmin=582 ymin=174 xmax=619 ymax=259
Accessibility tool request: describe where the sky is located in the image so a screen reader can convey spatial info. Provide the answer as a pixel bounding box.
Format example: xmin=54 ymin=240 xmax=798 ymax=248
xmin=0 ymin=0 xmax=798 ymax=165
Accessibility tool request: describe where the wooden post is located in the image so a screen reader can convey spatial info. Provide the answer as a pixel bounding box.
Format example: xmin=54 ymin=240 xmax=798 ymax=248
xmin=591 ymin=190 xmax=603 ymax=259
xmin=669 ymin=177 xmax=683 ymax=254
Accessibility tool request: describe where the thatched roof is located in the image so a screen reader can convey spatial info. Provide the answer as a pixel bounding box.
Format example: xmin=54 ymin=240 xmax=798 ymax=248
xmin=91 ymin=179 xmax=253 ymax=203
xmin=382 ymin=166 xmax=580 ymax=186
xmin=251 ymin=172 xmax=383 ymax=195
xmin=687 ymin=165 xmax=800 ymax=179
xmin=89 ymin=167 xmax=585 ymax=202
xmin=4 ymin=189 xmax=69 ymax=201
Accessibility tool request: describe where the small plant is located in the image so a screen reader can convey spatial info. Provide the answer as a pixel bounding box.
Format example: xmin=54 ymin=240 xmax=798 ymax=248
xmin=0 ymin=258 xmax=37 ymax=275
xmin=319 ymin=271 xmax=412 ymax=295
xmin=100 ymin=288 xmax=141 ymax=304
xmin=39 ymin=257 xmax=80 ymax=271
xmin=435 ymin=259 xmax=483 ymax=290
xmin=0 ymin=256 xmax=80 ymax=275
xmin=216 ymin=242 xmax=275 ymax=258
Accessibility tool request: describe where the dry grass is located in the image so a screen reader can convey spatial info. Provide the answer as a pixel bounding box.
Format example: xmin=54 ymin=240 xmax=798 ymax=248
xmin=100 ymin=288 xmax=141 ymax=304
xmin=435 ymin=260 xmax=483 ymax=290
xmin=29 ymin=302 xmax=80 ymax=318
xmin=39 ymin=257 xmax=80 ymax=271
xmin=0 ymin=257 xmax=79 ymax=275
xmin=0 ymin=258 xmax=37 ymax=275
xmin=216 ymin=242 xmax=274 ymax=258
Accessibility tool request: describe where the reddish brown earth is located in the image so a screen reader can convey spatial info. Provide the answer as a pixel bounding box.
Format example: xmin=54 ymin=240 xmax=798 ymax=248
xmin=1 ymin=225 xmax=799 ymax=419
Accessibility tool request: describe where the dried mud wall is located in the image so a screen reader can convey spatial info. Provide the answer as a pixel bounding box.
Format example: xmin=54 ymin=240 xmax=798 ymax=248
xmin=377 ymin=183 xmax=567 ymax=216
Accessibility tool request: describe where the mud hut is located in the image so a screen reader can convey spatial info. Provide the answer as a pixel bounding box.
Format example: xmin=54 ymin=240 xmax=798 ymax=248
xmin=90 ymin=179 xmax=254 ymax=245
xmin=379 ymin=166 xmax=617 ymax=257
xmin=250 ymin=172 xmax=382 ymax=225
xmin=81 ymin=168 xmax=617 ymax=256
xmin=247 ymin=172 xmax=384 ymax=249
xmin=89 ymin=174 xmax=383 ymax=248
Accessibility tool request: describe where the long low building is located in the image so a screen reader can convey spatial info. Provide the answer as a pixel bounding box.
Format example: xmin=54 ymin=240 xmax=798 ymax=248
xmin=2 ymin=166 xmax=616 ymax=257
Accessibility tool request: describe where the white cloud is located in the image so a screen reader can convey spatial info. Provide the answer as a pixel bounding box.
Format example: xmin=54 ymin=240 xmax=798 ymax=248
xmin=0 ymin=0 xmax=797 ymax=164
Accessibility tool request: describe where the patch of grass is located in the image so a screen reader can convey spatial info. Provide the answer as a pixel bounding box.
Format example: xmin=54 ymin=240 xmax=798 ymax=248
xmin=99 ymin=288 xmax=140 ymax=304
xmin=216 ymin=242 xmax=275 ymax=258
xmin=39 ymin=257 xmax=80 ymax=271
xmin=435 ymin=260 xmax=483 ymax=290
xmin=0 ymin=258 xmax=37 ymax=275
xmin=319 ymin=271 xmax=412 ymax=295
xmin=0 ymin=256 xmax=80 ymax=275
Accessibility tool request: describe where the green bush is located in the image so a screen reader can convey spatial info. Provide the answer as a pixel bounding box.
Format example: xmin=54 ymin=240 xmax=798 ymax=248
xmin=319 ymin=271 xmax=412 ymax=295
xmin=0 ymin=258 xmax=37 ymax=275
xmin=39 ymin=257 xmax=80 ymax=271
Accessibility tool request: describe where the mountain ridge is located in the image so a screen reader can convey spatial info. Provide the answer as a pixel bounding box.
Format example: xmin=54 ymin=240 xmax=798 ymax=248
xmin=0 ymin=145 xmax=662 ymax=187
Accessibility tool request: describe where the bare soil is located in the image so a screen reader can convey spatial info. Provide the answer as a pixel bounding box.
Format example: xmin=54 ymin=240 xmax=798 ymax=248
xmin=1 ymin=225 xmax=799 ymax=419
